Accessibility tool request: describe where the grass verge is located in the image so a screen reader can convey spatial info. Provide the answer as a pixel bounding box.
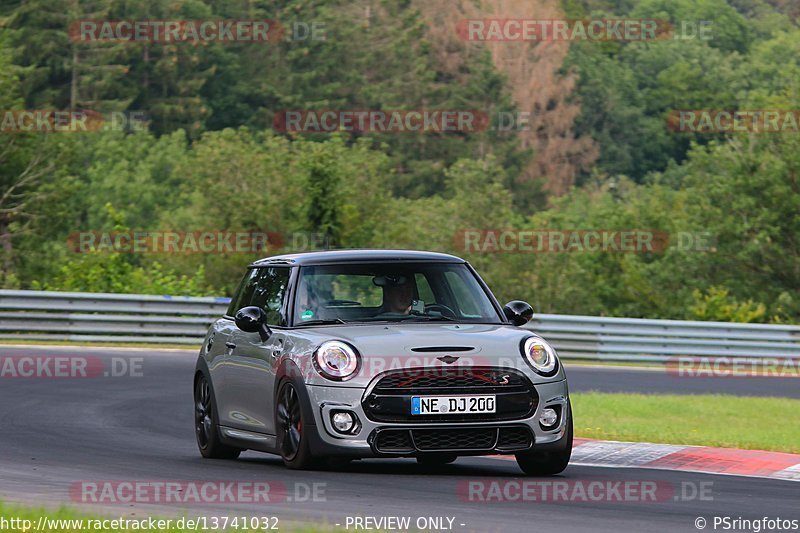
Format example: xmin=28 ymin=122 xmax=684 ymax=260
xmin=571 ymin=391 xmax=800 ymax=453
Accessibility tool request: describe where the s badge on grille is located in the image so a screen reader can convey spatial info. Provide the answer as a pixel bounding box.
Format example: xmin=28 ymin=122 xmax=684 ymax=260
xmin=437 ymin=355 xmax=459 ymax=364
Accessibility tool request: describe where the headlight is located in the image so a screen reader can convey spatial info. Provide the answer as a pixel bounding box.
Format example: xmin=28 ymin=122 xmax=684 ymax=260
xmin=313 ymin=341 xmax=360 ymax=381
xmin=521 ymin=337 xmax=559 ymax=375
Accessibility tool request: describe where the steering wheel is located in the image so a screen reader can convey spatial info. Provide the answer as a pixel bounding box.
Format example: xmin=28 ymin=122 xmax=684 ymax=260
xmin=423 ymin=303 xmax=457 ymax=318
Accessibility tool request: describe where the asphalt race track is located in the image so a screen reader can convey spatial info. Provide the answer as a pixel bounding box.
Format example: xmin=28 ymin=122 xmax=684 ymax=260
xmin=0 ymin=346 xmax=797 ymax=533
xmin=566 ymin=365 xmax=800 ymax=399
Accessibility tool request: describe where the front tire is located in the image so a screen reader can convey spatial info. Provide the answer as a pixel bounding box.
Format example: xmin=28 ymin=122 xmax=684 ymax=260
xmin=515 ymin=402 xmax=572 ymax=476
xmin=194 ymin=374 xmax=241 ymax=460
xmin=276 ymin=381 xmax=319 ymax=470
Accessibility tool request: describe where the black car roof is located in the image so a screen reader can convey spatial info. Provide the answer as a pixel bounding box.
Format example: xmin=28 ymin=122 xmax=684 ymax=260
xmin=250 ymin=249 xmax=466 ymax=267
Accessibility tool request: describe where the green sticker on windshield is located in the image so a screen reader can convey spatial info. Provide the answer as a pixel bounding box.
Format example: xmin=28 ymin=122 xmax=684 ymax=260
xmin=301 ymin=310 xmax=314 ymax=320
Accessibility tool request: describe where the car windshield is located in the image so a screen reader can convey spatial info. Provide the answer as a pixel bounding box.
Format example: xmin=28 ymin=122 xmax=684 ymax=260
xmin=293 ymin=263 xmax=502 ymax=325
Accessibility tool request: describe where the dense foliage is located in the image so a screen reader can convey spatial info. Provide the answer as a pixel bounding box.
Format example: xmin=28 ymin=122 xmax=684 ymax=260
xmin=0 ymin=0 xmax=797 ymax=323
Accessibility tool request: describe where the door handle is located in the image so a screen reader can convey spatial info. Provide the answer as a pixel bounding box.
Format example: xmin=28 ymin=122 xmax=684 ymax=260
xmin=225 ymin=342 xmax=236 ymax=350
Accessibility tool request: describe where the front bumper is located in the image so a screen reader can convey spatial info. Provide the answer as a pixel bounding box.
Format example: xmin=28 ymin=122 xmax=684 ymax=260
xmin=305 ymin=379 xmax=569 ymax=458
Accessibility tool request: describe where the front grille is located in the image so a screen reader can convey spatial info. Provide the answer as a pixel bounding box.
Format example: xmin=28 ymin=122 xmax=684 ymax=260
xmin=413 ymin=428 xmax=496 ymax=451
xmin=373 ymin=368 xmax=528 ymax=391
xmin=497 ymin=426 xmax=533 ymax=451
xmin=364 ymin=367 xmax=537 ymax=423
xmin=374 ymin=429 xmax=414 ymax=453
xmin=371 ymin=425 xmax=533 ymax=454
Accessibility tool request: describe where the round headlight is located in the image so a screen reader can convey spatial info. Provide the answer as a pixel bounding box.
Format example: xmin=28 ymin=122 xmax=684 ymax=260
xmin=313 ymin=341 xmax=360 ymax=381
xmin=521 ymin=337 xmax=558 ymax=375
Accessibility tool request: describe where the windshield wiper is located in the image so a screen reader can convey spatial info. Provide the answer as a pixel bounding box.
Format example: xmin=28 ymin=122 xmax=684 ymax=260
xmin=298 ymin=318 xmax=347 ymax=326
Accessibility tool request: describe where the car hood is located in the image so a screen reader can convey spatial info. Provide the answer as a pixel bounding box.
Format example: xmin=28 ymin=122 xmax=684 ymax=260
xmin=285 ymin=322 xmax=564 ymax=386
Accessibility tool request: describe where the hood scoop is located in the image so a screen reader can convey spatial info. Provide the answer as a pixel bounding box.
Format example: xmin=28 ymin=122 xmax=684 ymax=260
xmin=410 ymin=346 xmax=475 ymax=353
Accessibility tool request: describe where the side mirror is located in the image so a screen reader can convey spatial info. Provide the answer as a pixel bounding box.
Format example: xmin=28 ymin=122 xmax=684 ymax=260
xmin=234 ymin=306 xmax=272 ymax=341
xmin=503 ymin=300 xmax=534 ymax=326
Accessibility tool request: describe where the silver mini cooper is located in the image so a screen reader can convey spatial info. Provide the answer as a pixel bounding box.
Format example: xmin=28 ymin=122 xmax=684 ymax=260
xmin=194 ymin=250 xmax=571 ymax=475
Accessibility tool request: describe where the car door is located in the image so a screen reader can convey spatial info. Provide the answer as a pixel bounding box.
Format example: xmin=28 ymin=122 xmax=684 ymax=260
xmin=209 ymin=267 xmax=259 ymax=430
xmin=224 ymin=266 xmax=291 ymax=435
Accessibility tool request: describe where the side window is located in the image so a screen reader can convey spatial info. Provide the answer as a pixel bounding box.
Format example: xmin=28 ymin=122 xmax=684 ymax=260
xmin=227 ymin=268 xmax=259 ymax=316
xmin=249 ymin=267 xmax=291 ymax=326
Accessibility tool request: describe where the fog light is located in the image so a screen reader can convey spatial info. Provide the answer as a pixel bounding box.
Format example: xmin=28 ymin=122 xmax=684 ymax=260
xmin=331 ymin=411 xmax=358 ymax=434
xmin=539 ymin=407 xmax=558 ymax=428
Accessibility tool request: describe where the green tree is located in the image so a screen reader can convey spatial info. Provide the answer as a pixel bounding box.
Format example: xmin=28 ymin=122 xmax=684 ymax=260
xmin=0 ymin=32 xmax=75 ymax=287
xmin=567 ymin=42 xmax=673 ymax=180
xmin=631 ymin=0 xmax=752 ymax=54
xmin=679 ymin=135 xmax=800 ymax=321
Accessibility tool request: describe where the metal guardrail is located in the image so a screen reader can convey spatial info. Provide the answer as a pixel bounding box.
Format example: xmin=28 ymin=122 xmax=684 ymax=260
xmin=0 ymin=290 xmax=798 ymax=361
xmin=530 ymin=314 xmax=800 ymax=362
xmin=0 ymin=290 xmax=230 ymax=345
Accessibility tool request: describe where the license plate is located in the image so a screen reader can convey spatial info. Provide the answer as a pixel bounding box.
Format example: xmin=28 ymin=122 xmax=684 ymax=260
xmin=411 ymin=395 xmax=496 ymax=415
